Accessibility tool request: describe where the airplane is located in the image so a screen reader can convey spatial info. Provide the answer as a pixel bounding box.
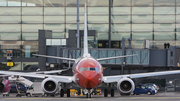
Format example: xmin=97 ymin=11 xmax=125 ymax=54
xmin=1 ymin=3 xmax=180 ymax=98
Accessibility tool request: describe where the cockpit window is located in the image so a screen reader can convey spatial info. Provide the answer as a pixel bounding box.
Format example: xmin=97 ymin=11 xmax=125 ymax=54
xmin=80 ymin=67 xmax=99 ymax=72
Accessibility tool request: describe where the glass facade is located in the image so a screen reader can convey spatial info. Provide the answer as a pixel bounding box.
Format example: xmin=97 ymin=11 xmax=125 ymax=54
xmin=0 ymin=0 xmax=180 ymax=70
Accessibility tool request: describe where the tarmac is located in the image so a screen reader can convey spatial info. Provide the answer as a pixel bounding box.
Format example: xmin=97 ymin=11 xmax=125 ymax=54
xmin=1 ymin=92 xmax=180 ymax=101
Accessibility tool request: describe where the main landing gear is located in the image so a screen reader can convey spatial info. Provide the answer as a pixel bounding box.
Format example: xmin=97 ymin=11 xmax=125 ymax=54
xmin=60 ymin=89 xmax=70 ymax=97
xmin=104 ymin=89 xmax=114 ymax=97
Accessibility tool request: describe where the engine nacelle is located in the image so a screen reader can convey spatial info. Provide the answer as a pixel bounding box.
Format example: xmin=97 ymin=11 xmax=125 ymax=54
xmin=117 ymin=78 xmax=135 ymax=95
xmin=0 ymin=79 xmax=11 ymax=93
xmin=41 ymin=78 xmax=59 ymax=94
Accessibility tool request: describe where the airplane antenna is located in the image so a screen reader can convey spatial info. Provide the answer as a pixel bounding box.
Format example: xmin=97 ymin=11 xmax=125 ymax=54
xmin=83 ymin=3 xmax=90 ymax=57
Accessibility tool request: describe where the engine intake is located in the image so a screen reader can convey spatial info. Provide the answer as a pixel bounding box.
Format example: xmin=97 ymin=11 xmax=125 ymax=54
xmin=41 ymin=78 xmax=59 ymax=94
xmin=0 ymin=82 xmax=5 ymax=92
xmin=117 ymin=78 xmax=135 ymax=95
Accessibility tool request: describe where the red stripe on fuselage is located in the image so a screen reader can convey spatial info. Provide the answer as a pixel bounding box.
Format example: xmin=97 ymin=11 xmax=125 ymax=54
xmin=74 ymin=58 xmax=103 ymax=89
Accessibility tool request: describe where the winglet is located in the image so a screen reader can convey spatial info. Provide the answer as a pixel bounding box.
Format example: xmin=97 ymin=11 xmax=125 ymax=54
xmin=83 ymin=3 xmax=90 ymax=58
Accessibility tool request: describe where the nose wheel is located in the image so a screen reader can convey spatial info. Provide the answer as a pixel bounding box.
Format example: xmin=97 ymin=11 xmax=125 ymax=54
xmin=86 ymin=93 xmax=91 ymax=98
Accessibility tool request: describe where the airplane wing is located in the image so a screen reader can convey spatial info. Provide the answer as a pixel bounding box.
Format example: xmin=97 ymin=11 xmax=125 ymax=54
xmin=0 ymin=71 xmax=73 ymax=83
xmin=103 ymin=70 xmax=180 ymax=83
xmin=33 ymin=54 xmax=76 ymax=61
xmin=0 ymin=74 xmax=10 ymax=78
xmin=30 ymin=66 xmax=71 ymax=74
xmin=97 ymin=54 xmax=137 ymax=61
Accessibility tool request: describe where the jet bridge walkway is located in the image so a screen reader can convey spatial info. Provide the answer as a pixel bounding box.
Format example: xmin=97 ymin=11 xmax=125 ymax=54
xmin=47 ymin=47 xmax=149 ymax=66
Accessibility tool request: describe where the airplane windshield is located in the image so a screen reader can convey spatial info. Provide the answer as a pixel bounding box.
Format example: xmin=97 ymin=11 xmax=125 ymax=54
xmin=80 ymin=67 xmax=99 ymax=72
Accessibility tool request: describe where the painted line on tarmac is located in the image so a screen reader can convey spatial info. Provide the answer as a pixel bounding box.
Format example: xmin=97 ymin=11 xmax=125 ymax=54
xmin=116 ymin=97 xmax=180 ymax=100
xmin=4 ymin=98 xmax=68 ymax=100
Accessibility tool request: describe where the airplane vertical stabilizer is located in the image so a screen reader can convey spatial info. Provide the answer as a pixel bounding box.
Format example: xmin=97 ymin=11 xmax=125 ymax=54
xmin=83 ymin=3 xmax=90 ymax=57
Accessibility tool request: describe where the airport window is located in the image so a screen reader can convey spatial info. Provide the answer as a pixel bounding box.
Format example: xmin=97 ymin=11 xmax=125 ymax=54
xmin=132 ymin=0 xmax=153 ymax=7
xmin=66 ymin=16 xmax=84 ymax=23
xmin=22 ymin=16 xmax=43 ymax=24
xmin=88 ymin=0 xmax=109 ymax=7
xmin=88 ymin=7 xmax=109 ymax=15
xmin=0 ymin=16 xmax=21 ymax=23
xmin=0 ymin=32 xmax=21 ymax=40
xmin=88 ymin=16 xmax=108 ymax=23
xmin=7 ymin=0 xmax=21 ymax=6
xmin=132 ymin=15 xmax=153 ymax=23
xmin=52 ymin=33 xmax=65 ymax=38
xmin=22 ymin=0 xmax=43 ymax=7
xmin=22 ymin=24 xmax=43 ymax=32
xmin=154 ymin=24 xmax=175 ymax=32
xmin=88 ymin=24 xmax=109 ymax=32
xmin=66 ymin=7 xmax=84 ymax=16
xmin=97 ymin=33 xmax=109 ymax=40
xmin=154 ymin=7 xmax=175 ymax=14
xmin=22 ymin=7 xmax=43 ymax=16
xmin=44 ymin=0 xmax=65 ymax=7
xmin=176 ymin=15 xmax=180 ymax=23
xmin=132 ymin=32 xmax=152 ymax=40
xmin=111 ymin=0 xmax=131 ymax=7
xmin=154 ymin=0 xmax=175 ymax=6
xmin=0 ymin=7 xmax=21 ymax=15
xmin=22 ymin=33 xmax=38 ymax=41
xmin=111 ymin=32 xmax=130 ymax=40
xmin=176 ymin=32 xmax=180 ymax=40
xmin=44 ymin=7 xmax=65 ymax=15
xmin=111 ymin=24 xmax=131 ymax=32
xmin=111 ymin=7 xmax=131 ymax=15
xmin=44 ymin=24 xmax=64 ymax=32
xmin=111 ymin=15 xmax=131 ymax=24
xmin=154 ymin=15 xmax=175 ymax=23
xmin=132 ymin=7 xmax=152 ymax=15
xmin=66 ymin=0 xmax=86 ymax=7
xmin=0 ymin=24 xmax=21 ymax=32
xmin=132 ymin=24 xmax=153 ymax=32
xmin=154 ymin=32 xmax=175 ymax=40
xmin=176 ymin=7 xmax=180 ymax=14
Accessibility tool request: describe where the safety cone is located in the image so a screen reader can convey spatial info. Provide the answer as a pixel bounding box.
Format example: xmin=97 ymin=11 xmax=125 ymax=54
xmin=75 ymin=93 xmax=77 ymax=97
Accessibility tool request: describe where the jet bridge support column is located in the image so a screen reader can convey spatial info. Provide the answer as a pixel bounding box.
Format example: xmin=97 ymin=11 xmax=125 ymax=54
xmin=121 ymin=37 xmax=126 ymax=75
xmin=38 ymin=30 xmax=52 ymax=71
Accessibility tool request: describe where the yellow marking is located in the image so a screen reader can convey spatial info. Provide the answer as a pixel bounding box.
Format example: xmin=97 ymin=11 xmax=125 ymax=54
xmin=7 ymin=62 xmax=13 ymax=66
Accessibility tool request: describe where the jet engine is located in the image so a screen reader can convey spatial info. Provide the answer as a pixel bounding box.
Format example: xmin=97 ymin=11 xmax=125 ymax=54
xmin=117 ymin=78 xmax=135 ymax=95
xmin=0 ymin=79 xmax=11 ymax=93
xmin=41 ymin=78 xmax=59 ymax=94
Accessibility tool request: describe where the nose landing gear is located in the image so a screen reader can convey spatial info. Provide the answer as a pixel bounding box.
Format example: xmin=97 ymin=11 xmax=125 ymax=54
xmin=83 ymin=88 xmax=93 ymax=98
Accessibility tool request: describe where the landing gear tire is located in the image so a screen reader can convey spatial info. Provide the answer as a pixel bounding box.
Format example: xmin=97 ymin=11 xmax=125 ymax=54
xmin=89 ymin=93 xmax=91 ymax=98
xmin=60 ymin=89 xmax=64 ymax=97
xmin=104 ymin=89 xmax=108 ymax=97
xmin=67 ymin=89 xmax=70 ymax=97
xmin=111 ymin=89 xmax=114 ymax=97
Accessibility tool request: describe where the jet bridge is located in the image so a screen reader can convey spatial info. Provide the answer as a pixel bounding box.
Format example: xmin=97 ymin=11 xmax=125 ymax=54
xmin=46 ymin=47 xmax=149 ymax=66
xmin=46 ymin=46 xmax=180 ymax=68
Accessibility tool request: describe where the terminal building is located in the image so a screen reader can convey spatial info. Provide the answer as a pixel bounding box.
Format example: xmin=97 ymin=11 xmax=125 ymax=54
xmin=1 ymin=0 xmax=180 ymax=91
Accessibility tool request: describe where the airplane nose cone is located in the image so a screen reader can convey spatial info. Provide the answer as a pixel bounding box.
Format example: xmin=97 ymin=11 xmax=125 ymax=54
xmin=83 ymin=72 xmax=94 ymax=80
